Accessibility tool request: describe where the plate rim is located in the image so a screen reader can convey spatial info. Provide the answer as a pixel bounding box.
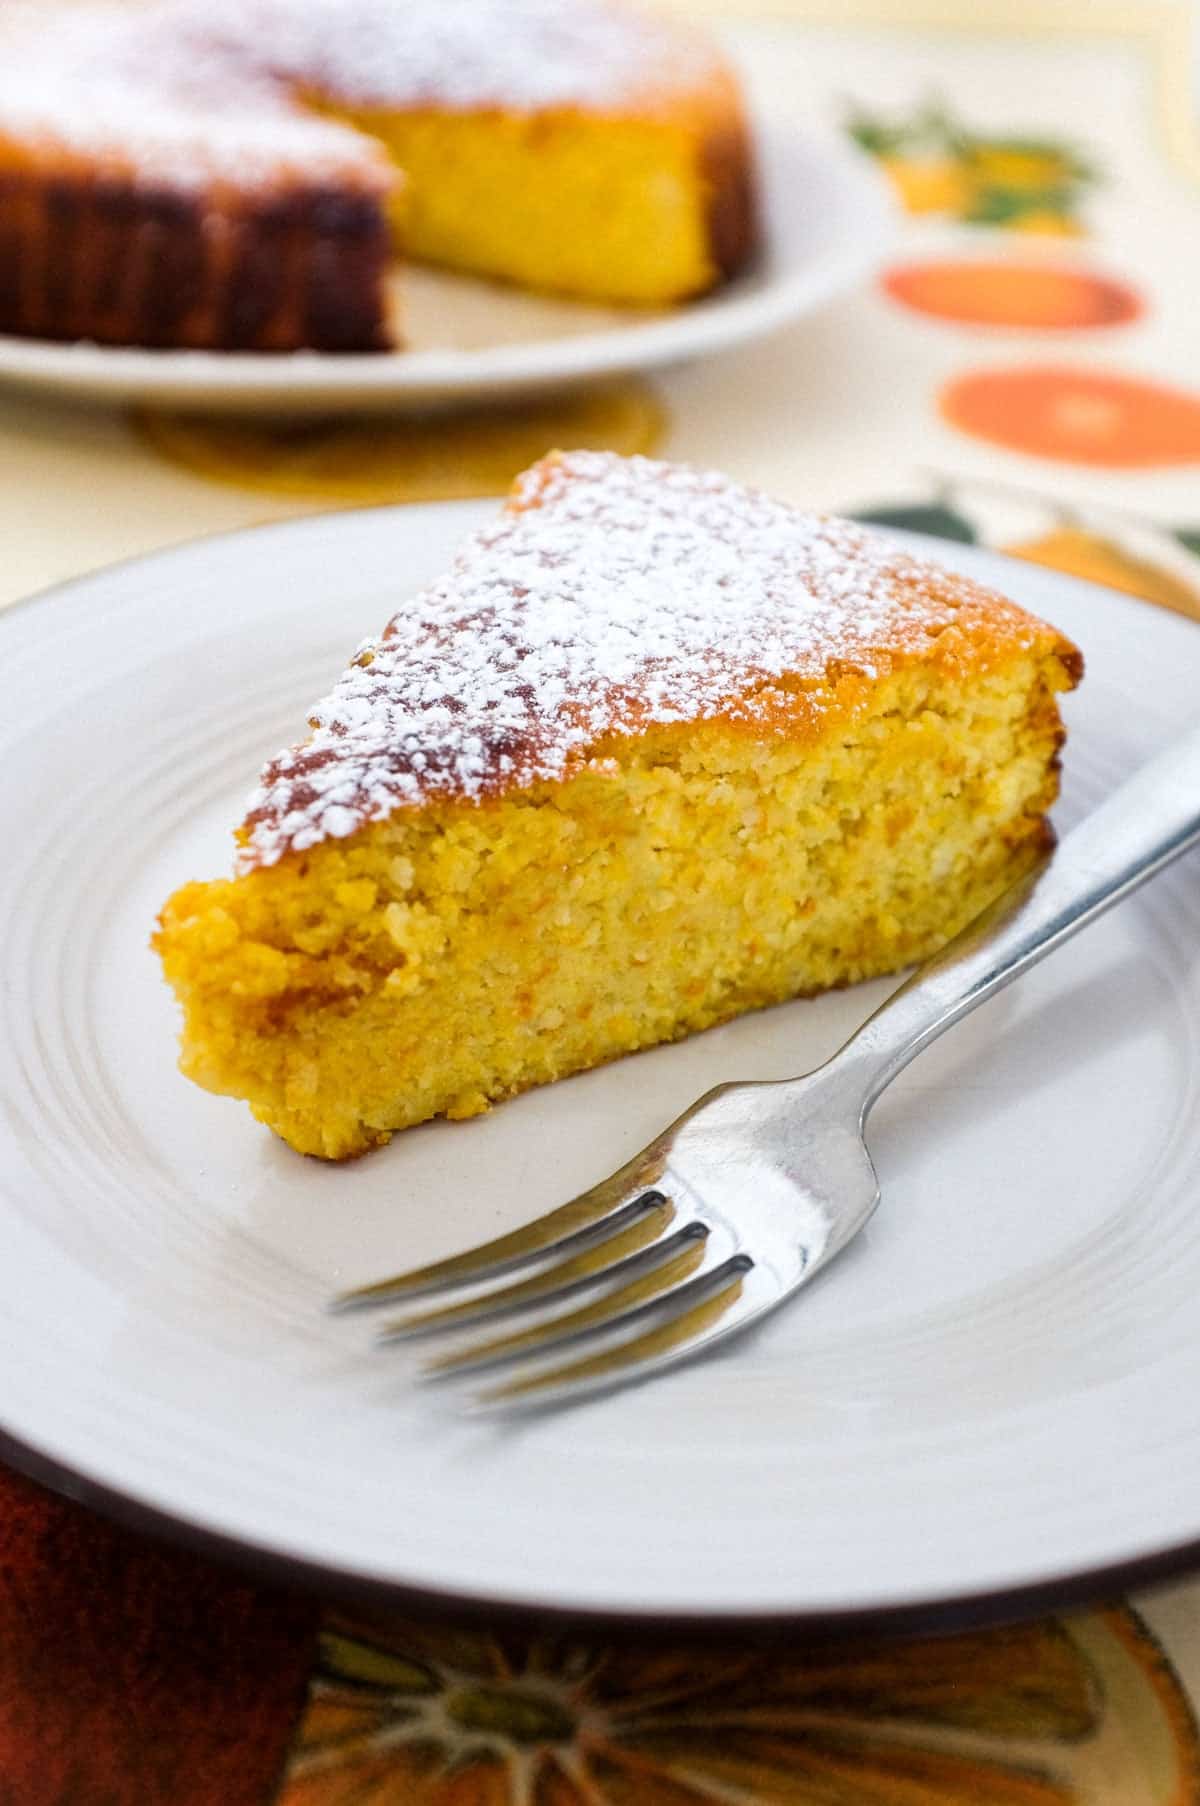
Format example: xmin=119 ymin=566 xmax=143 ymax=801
xmin=4 ymin=1416 xmax=1200 ymax=1636
xmin=0 ymin=123 xmax=894 ymax=412
xmin=3 ymin=509 xmax=1200 ymax=1631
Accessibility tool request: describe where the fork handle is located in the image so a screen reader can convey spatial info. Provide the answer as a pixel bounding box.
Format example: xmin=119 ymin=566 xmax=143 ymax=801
xmin=824 ymin=720 xmax=1200 ymax=1120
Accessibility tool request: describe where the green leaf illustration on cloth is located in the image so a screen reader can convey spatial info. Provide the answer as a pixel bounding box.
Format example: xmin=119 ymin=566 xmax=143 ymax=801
xmin=844 ymin=99 xmax=1097 ymax=233
xmin=852 ymin=502 xmax=978 ymax=543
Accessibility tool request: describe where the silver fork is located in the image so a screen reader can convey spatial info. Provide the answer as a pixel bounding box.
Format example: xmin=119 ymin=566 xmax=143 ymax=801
xmin=335 ymin=723 xmax=1200 ymax=1411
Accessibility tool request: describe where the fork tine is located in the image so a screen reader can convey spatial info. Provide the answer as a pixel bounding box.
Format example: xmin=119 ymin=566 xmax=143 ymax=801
xmin=421 ymin=1225 xmax=711 ymax=1377
xmin=375 ymin=1196 xmax=677 ymax=1341
xmin=331 ymin=1151 xmax=667 ymax=1311
xmin=471 ymin=1255 xmax=759 ymax=1410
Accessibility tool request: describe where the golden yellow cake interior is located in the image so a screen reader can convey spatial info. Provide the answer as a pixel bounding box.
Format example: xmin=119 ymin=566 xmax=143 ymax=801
xmin=294 ymin=0 xmax=759 ymax=306
xmin=155 ymin=453 xmax=1081 ymax=1159
xmin=319 ymin=71 xmax=755 ymax=305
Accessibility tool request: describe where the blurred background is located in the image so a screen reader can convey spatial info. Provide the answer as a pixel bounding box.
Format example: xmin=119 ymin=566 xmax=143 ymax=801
xmin=6 ymin=0 xmax=1200 ymax=622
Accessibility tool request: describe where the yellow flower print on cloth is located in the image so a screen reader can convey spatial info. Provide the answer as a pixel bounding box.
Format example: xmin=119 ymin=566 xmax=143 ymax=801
xmin=846 ymin=101 xmax=1097 ymax=234
xmin=278 ymin=1607 xmax=1199 ymax=1805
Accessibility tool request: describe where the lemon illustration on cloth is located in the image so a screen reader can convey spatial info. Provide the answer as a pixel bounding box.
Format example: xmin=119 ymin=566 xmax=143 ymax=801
xmin=278 ymin=1606 xmax=1199 ymax=1805
xmin=133 ymin=380 xmax=665 ymax=505
xmin=845 ymin=103 xmax=1095 ymax=234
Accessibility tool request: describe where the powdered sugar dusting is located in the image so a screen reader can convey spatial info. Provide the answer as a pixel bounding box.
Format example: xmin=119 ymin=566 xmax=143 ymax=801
xmin=0 ymin=0 xmax=722 ymax=191
xmin=241 ymin=452 xmax=1032 ymax=871
xmin=0 ymin=5 xmax=388 ymax=191
xmin=223 ymin=0 xmax=724 ymax=114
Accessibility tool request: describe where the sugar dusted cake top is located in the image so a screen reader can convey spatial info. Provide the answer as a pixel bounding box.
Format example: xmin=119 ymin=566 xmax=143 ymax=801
xmin=0 ymin=4 xmax=389 ymax=191
xmin=206 ymin=0 xmax=727 ymax=115
xmin=0 ymin=0 xmax=726 ymax=190
xmin=241 ymin=451 xmax=1075 ymax=870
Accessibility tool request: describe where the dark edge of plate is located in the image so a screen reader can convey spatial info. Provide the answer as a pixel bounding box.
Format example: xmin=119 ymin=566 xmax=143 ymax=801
xmin=2 ymin=1417 xmax=1198 ymax=1645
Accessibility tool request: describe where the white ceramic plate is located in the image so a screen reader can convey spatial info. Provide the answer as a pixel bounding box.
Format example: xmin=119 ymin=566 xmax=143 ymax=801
xmin=0 ymin=127 xmax=890 ymax=414
xmin=2 ymin=508 xmax=1200 ymax=1628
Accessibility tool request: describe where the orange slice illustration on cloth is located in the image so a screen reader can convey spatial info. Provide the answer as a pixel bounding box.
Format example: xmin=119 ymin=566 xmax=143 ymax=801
xmin=277 ymin=1605 xmax=1200 ymax=1805
xmin=941 ymin=367 xmax=1200 ymax=467
xmin=884 ymin=262 xmax=1141 ymax=330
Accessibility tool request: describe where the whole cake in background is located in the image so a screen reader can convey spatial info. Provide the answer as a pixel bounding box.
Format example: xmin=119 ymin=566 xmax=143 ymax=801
xmin=0 ymin=0 xmax=759 ymax=352
xmin=155 ymin=451 xmax=1082 ymax=1159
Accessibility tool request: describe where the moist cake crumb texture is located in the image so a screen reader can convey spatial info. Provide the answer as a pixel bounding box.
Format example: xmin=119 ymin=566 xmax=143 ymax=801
xmin=244 ymin=450 xmax=1059 ymax=869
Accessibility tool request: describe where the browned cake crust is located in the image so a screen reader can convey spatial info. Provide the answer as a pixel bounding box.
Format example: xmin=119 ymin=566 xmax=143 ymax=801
xmin=701 ymin=113 xmax=760 ymax=282
xmin=0 ymin=169 xmax=392 ymax=351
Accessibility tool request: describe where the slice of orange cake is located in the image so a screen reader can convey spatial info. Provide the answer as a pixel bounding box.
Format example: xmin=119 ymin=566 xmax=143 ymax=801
xmin=155 ymin=452 xmax=1081 ymax=1159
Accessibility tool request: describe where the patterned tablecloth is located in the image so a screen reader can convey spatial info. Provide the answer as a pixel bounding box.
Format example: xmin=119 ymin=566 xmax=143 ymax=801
xmin=3 ymin=4 xmax=1200 ymax=1801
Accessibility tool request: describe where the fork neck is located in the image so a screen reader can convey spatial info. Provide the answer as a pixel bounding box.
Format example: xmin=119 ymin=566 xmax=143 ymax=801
xmin=814 ymin=717 xmax=1200 ymax=1123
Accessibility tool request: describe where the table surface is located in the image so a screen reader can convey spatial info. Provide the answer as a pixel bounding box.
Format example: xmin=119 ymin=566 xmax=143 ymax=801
xmin=3 ymin=4 xmax=1200 ymax=1803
